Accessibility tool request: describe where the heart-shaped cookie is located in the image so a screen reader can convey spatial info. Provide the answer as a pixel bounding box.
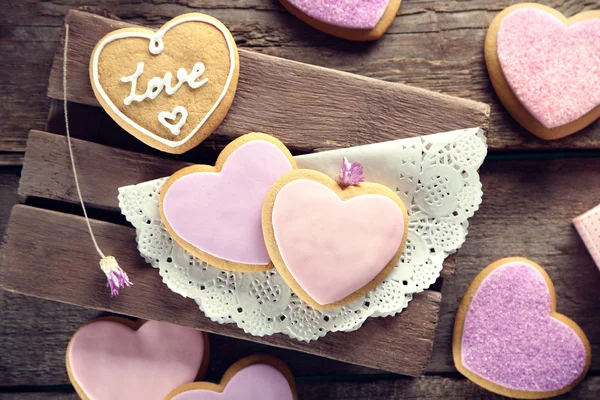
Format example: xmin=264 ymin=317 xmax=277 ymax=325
xmin=453 ymin=258 xmax=591 ymax=398
xmin=280 ymin=0 xmax=402 ymax=41
xmin=90 ymin=13 xmax=239 ymax=153
xmin=66 ymin=318 xmax=208 ymax=400
xmin=165 ymin=355 xmax=297 ymax=400
xmin=160 ymin=133 xmax=296 ymax=272
xmin=485 ymin=4 xmax=600 ymax=140
xmin=262 ymin=169 xmax=408 ymax=310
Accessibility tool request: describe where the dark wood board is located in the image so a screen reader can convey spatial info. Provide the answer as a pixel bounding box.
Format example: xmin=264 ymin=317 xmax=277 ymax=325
xmin=11 ymin=134 xmax=600 ymax=375
xmin=2 ymin=376 xmax=600 ymax=400
xmin=46 ymin=10 xmax=490 ymax=155
xmin=0 ymin=175 xmax=381 ymax=385
xmin=18 ymin=129 xmax=456 ymax=278
xmin=2 ymin=1 xmax=600 ymax=399
xmin=2 ymin=0 xmax=600 ymax=161
xmin=0 ymin=205 xmax=442 ymax=377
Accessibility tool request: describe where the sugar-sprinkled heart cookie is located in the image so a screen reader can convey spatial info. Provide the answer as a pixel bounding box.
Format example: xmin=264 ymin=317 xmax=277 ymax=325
xmin=90 ymin=13 xmax=239 ymax=153
xmin=280 ymin=0 xmax=402 ymax=41
xmin=485 ymin=3 xmax=600 ymax=140
xmin=66 ymin=318 xmax=208 ymax=400
xmin=453 ymin=257 xmax=591 ymax=398
xmin=160 ymin=133 xmax=296 ymax=272
xmin=165 ymin=355 xmax=297 ymax=400
xmin=262 ymin=166 xmax=408 ymax=310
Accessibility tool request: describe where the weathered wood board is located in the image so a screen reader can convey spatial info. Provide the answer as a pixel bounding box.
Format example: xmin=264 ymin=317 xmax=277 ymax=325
xmin=0 ymin=204 xmax=441 ymax=377
xmin=47 ymin=10 xmax=490 ymax=154
xmin=3 ymin=0 xmax=600 ymax=162
xmin=2 ymin=376 xmax=600 ymax=400
xmin=18 ymin=129 xmax=456 ymax=279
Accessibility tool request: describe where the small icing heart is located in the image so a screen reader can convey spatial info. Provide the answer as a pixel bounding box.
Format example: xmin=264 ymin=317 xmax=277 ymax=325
xmin=263 ymin=169 xmax=408 ymax=309
xmin=453 ymin=258 xmax=591 ymax=398
xmin=486 ymin=4 xmax=600 ymax=139
xmin=161 ymin=133 xmax=296 ymax=272
xmin=67 ymin=318 xmax=208 ymax=400
xmin=166 ymin=355 xmax=296 ymax=400
xmin=90 ymin=13 xmax=239 ymax=153
xmin=159 ymin=106 xmax=188 ymax=135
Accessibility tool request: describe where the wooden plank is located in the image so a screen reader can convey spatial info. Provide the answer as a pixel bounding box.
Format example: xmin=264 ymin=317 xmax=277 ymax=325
xmin=2 ymin=375 xmax=600 ymax=400
xmin=18 ymin=130 xmax=456 ymax=277
xmin=19 ymin=130 xmax=192 ymax=211
xmin=296 ymin=375 xmax=600 ymax=400
xmin=0 ymin=292 xmax=378 ymax=387
xmin=0 ymin=205 xmax=441 ymax=377
xmin=0 ymin=394 xmax=76 ymax=400
xmin=3 ymin=2 xmax=599 ymax=157
xmin=47 ymin=10 xmax=490 ymax=154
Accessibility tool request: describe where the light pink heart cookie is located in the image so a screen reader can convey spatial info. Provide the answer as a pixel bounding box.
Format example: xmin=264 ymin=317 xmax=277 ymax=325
xmin=453 ymin=258 xmax=591 ymax=398
xmin=279 ymin=0 xmax=402 ymax=41
xmin=263 ymin=169 xmax=408 ymax=310
xmin=160 ymin=133 xmax=296 ymax=272
xmin=486 ymin=4 xmax=600 ymax=140
xmin=67 ymin=318 xmax=208 ymax=400
xmin=166 ymin=355 xmax=297 ymax=400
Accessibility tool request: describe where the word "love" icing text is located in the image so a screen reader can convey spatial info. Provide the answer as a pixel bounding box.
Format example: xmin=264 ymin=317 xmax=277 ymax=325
xmin=121 ymin=62 xmax=208 ymax=105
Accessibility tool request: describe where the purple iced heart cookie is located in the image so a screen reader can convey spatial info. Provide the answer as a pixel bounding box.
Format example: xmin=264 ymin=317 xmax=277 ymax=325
xmin=165 ymin=355 xmax=296 ymax=400
xmin=285 ymin=0 xmax=390 ymax=29
xmin=453 ymin=258 xmax=591 ymax=398
xmin=280 ymin=0 xmax=402 ymax=41
xmin=160 ymin=133 xmax=295 ymax=272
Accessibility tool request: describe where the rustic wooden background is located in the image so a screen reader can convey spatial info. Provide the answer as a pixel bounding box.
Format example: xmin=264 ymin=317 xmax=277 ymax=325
xmin=1 ymin=0 xmax=599 ymax=399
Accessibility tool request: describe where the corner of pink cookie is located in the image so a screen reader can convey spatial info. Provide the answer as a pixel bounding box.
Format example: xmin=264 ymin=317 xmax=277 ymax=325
xmin=573 ymin=203 xmax=600 ymax=271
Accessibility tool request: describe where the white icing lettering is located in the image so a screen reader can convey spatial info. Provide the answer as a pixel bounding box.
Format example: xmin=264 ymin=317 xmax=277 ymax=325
xmin=121 ymin=62 xmax=208 ymax=105
xmin=158 ymin=106 xmax=188 ymax=135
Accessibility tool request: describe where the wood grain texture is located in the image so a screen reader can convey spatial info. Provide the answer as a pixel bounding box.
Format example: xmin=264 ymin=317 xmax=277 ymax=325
xmin=18 ymin=130 xmax=456 ymax=277
xmin=0 ymin=205 xmax=441 ymax=377
xmin=0 ymin=290 xmax=383 ymax=386
xmin=2 ymin=376 xmax=600 ymax=400
xmin=47 ymin=10 xmax=489 ymax=154
xmin=3 ymin=0 xmax=600 ymax=157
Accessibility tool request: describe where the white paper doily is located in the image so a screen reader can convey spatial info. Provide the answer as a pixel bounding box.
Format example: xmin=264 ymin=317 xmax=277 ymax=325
xmin=118 ymin=128 xmax=487 ymax=341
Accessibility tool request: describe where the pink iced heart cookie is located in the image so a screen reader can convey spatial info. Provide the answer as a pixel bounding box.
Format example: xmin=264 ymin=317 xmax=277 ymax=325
xmin=165 ymin=355 xmax=297 ymax=400
xmin=160 ymin=133 xmax=296 ymax=272
xmin=453 ymin=258 xmax=591 ymax=398
xmin=280 ymin=0 xmax=402 ymax=41
xmin=67 ymin=318 xmax=208 ymax=400
xmin=262 ymin=169 xmax=408 ymax=310
xmin=485 ymin=4 xmax=600 ymax=140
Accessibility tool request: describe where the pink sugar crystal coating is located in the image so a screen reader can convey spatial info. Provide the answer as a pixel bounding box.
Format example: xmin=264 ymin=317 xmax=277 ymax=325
xmin=286 ymin=0 xmax=391 ymax=29
xmin=461 ymin=261 xmax=587 ymax=392
xmin=497 ymin=8 xmax=600 ymax=128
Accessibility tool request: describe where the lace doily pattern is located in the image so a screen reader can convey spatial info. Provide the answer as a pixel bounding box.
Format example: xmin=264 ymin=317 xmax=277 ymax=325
xmin=118 ymin=128 xmax=487 ymax=341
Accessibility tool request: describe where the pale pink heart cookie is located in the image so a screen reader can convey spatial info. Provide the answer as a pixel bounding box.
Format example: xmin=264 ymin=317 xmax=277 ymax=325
xmin=263 ymin=169 xmax=408 ymax=310
xmin=485 ymin=4 xmax=600 ymax=140
xmin=160 ymin=133 xmax=296 ymax=272
xmin=453 ymin=258 xmax=591 ymax=398
xmin=165 ymin=355 xmax=297 ymax=400
xmin=67 ymin=318 xmax=208 ymax=400
xmin=279 ymin=0 xmax=402 ymax=41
